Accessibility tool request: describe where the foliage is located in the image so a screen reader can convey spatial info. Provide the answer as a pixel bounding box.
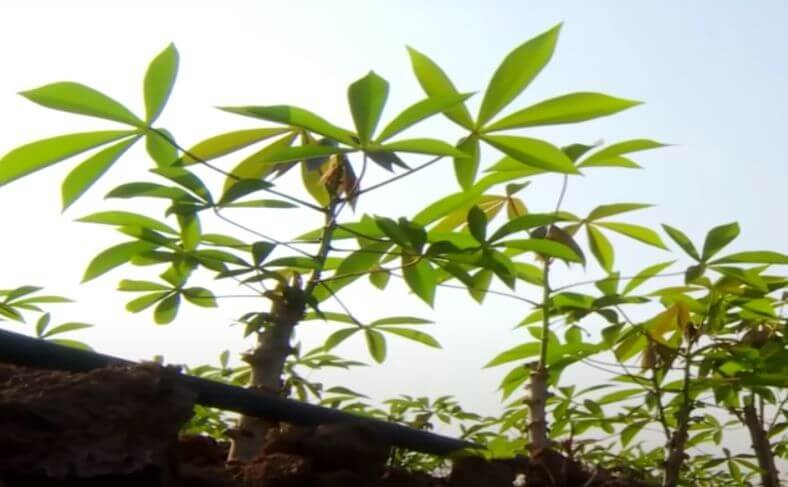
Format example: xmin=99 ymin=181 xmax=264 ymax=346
xmin=1 ymin=24 xmax=786 ymax=485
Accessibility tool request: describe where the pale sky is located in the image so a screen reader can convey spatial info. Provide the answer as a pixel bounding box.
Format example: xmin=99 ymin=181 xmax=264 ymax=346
xmin=1 ymin=0 xmax=787 ymax=465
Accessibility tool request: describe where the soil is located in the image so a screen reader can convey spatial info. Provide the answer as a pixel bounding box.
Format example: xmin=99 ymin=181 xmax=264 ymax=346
xmin=0 ymin=363 xmax=652 ymax=486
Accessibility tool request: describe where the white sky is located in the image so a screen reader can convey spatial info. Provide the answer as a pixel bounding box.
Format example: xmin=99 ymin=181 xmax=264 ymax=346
xmin=1 ymin=0 xmax=787 ymax=467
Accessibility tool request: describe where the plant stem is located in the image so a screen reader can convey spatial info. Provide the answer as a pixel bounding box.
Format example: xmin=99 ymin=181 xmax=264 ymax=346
xmin=227 ymin=198 xmax=340 ymax=462
xmin=742 ymin=393 xmax=780 ymax=487
xmin=527 ymin=260 xmax=551 ymax=456
xmin=662 ymin=346 xmax=694 ymax=487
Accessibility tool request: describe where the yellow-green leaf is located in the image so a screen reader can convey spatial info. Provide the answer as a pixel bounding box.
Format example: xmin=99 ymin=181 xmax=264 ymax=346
xmin=144 ymin=43 xmax=179 ymax=123
xmin=21 ymin=82 xmax=143 ymax=126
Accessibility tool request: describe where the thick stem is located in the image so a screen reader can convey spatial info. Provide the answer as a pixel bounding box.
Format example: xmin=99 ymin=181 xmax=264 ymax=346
xmin=742 ymin=395 xmax=780 ymax=487
xmin=527 ymin=261 xmax=552 ymax=456
xmin=227 ymin=199 xmax=340 ymax=462
xmin=662 ymin=349 xmax=694 ymax=487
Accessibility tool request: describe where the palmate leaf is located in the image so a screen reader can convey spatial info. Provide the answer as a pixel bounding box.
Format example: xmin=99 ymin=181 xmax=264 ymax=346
xmin=477 ymin=24 xmax=561 ymax=126
xmin=0 ymin=131 xmax=136 ymax=187
xmin=377 ymin=93 xmax=473 ymax=142
xmin=154 ymin=293 xmax=180 ymax=324
xmin=78 ymin=211 xmax=177 ymax=234
xmin=578 ymin=139 xmax=665 ymax=168
xmin=377 ymin=327 xmax=441 ymax=348
xmin=20 ymin=82 xmax=143 ymax=126
xmin=347 ymin=71 xmax=389 ymax=144
xmin=622 ymin=261 xmax=675 ymax=295
xmin=501 ymin=238 xmax=584 ymax=263
xmin=178 ymin=128 xmax=290 ymax=165
xmin=481 ymin=135 xmax=578 ymax=174
xmin=83 ymin=241 xmax=157 ymax=282
xmin=377 ymin=138 xmax=467 ymax=158
xmin=485 ymin=92 xmax=641 ymax=131
xmin=406 ymin=47 xmax=474 ymax=129
xmin=364 ymin=329 xmax=387 ymax=363
xmin=62 ymin=136 xmax=139 ymax=209
xmin=402 ymin=257 xmax=437 ymax=306
xmin=144 ymin=43 xmax=179 ymax=123
xmin=219 ymin=105 xmax=355 ymax=146
xmin=222 ymin=133 xmax=298 ymax=192
xmin=701 ymin=222 xmax=740 ymax=261
xmin=453 ymin=135 xmax=480 ymax=190
xmin=587 ymin=225 xmax=614 ymax=272
xmin=710 ymin=251 xmax=788 ymax=265
xmin=661 ymin=224 xmax=700 ymax=260
xmin=596 ymin=221 xmax=667 ymax=249
xmin=587 ymin=203 xmax=652 ymax=221
xmin=146 ymin=129 xmax=178 ymax=166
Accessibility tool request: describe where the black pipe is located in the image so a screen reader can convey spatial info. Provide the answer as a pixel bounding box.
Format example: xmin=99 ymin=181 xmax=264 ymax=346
xmin=0 ymin=328 xmax=479 ymax=455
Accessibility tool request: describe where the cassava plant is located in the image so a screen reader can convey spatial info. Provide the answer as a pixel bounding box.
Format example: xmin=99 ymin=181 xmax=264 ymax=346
xmin=1 ymin=22 xmax=786 ymax=486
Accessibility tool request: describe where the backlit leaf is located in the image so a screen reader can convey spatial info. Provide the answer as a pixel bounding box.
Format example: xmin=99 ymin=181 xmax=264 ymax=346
xmin=482 ymin=135 xmax=578 ymax=173
xmin=377 ymin=92 xmax=473 ymax=141
xmin=179 ymin=128 xmax=290 ymax=165
xmin=477 ymin=24 xmax=561 ymax=126
xmin=701 ymin=222 xmax=740 ymax=261
xmin=579 ymin=139 xmax=665 ymax=167
xmin=20 ymin=82 xmax=143 ymax=126
xmin=144 ymin=43 xmax=179 ymax=123
xmin=486 ymin=92 xmax=640 ymax=131
xmin=406 ymin=46 xmax=474 ymax=128
xmin=597 ymin=222 xmax=667 ymax=249
xmin=0 ymin=131 xmax=135 ymax=187
xmin=348 ymin=71 xmax=389 ymax=143
xmin=219 ymin=105 xmax=355 ymax=146
xmin=83 ymin=241 xmax=157 ymax=282
xmin=61 ymin=137 xmax=138 ymax=209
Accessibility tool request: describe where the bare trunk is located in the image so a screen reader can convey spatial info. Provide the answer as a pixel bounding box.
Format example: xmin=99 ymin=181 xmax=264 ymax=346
xmin=527 ymin=364 xmax=550 ymax=455
xmin=227 ymin=294 xmax=302 ymax=462
xmin=742 ymin=400 xmax=780 ymax=487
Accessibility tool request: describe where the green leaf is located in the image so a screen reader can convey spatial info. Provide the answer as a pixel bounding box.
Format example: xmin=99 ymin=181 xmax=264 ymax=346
xmin=178 ymin=213 xmax=201 ymax=251
xmin=587 ymin=203 xmax=652 ymax=221
xmin=587 ymin=225 xmax=614 ymax=272
xmin=256 ymin=144 xmax=351 ymax=165
xmin=218 ymin=179 xmax=274 ymax=206
xmin=61 ymin=137 xmax=138 ymax=209
xmin=251 ymin=242 xmax=276 ymax=266
xmin=347 ymin=71 xmax=389 ymax=144
xmin=219 ymin=105 xmax=354 ymax=145
xmin=105 ymin=182 xmax=199 ymax=202
xmin=365 ymin=329 xmax=387 ymax=363
xmin=42 ymin=322 xmax=93 ymax=338
xmin=0 ymin=303 xmax=23 ymax=321
xmin=154 ymin=293 xmax=180 ymax=324
xmin=83 ymin=241 xmax=156 ymax=282
xmin=579 ymin=139 xmax=665 ymax=167
xmin=597 ymin=388 xmax=643 ymax=405
xmin=402 ymin=257 xmax=437 ymax=306
xmin=486 ymin=92 xmax=640 ymax=131
xmin=146 ymin=129 xmax=179 ymax=166
xmin=662 ymin=224 xmax=700 ymax=260
xmin=489 ymin=214 xmax=559 ymax=242
xmin=701 ymin=222 xmax=740 ymax=261
xmin=711 ymin=251 xmax=788 ymax=265
xmin=378 ymin=138 xmax=467 ymax=158
xmin=265 ymin=256 xmax=321 ymax=269
xmin=369 ymin=316 xmax=433 ymax=326
xmin=151 ymin=166 xmax=212 ymax=203
xmin=144 ymin=43 xmax=179 ymax=123
xmin=501 ymin=239 xmax=584 ymax=263
xmin=179 ymin=128 xmax=290 ymax=165
xmin=477 ymin=24 xmax=561 ymax=126
xmin=481 ymin=135 xmax=578 ymax=173
xmin=118 ymin=279 xmax=171 ymax=292
xmin=622 ymin=261 xmax=675 ymax=295
xmin=467 ymin=206 xmax=487 ymax=243
xmin=369 ymin=269 xmax=390 ymax=290
xmin=182 ymin=287 xmax=217 ymax=308
xmin=597 ymin=222 xmax=667 ymax=249
xmin=454 ymin=136 xmax=479 ymax=190
xmin=78 ymin=211 xmax=176 ymax=234
xmin=222 ymin=133 xmax=298 ymax=191
xmin=377 ymin=93 xmax=473 ymax=141
xmin=47 ymin=339 xmax=93 ymax=351
xmin=0 ymin=131 xmax=136 ymax=187
xmin=378 ymin=327 xmax=441 ymax=348
xmin=20 ymin=82 xmax=143 ymax=126
xmin=406 ymin=47 xmax=474 ymax=129
xmin=36 ymin=313 xmax=51 ymax=336
xmin=484 ymin=342 xmax=540 ymax=368
xmin=620 ymin=421 xmax=647 ymax=447
xmin=325 ymin=328 xmax=360 ymax=350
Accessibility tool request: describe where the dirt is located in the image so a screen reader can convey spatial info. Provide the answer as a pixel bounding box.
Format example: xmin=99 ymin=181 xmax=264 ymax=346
xmin=0 ymin=362 xmax=651 ymax=486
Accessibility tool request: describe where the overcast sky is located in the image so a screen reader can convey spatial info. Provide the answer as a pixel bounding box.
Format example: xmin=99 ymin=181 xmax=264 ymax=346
xmin=1 ymin=0 xmax=787 ymax=461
